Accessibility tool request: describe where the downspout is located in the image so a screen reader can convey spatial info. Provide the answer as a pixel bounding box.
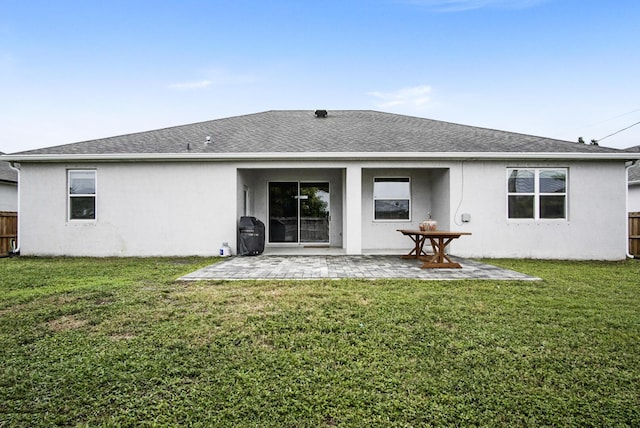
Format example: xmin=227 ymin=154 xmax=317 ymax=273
xmin=8 ymin=161 xmax=20 ymax=255
xmin=626 ymin=160 xmax=637 ymax=259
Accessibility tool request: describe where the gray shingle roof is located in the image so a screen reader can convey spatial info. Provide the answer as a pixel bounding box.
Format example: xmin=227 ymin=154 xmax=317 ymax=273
xmin=627 ymin=146 xmax=640 ymax=182
xmin=11 ymin=110 xmax=628 ymax=156
xmin=0 ymin=152 xmax=18 ymax=183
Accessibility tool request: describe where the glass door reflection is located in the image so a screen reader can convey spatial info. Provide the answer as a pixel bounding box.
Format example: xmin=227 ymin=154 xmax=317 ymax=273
xmin=300 ymin=182 xmax=329 ymax=243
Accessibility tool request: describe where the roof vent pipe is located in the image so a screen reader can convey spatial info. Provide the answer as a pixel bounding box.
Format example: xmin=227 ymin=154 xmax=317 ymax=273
xmin=314 ymin=110 xmax=328 ymax=118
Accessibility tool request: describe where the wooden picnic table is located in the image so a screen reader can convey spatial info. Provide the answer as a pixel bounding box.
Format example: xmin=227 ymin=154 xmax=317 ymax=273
xmin=397 ymin=229 xmax=472 ymax=269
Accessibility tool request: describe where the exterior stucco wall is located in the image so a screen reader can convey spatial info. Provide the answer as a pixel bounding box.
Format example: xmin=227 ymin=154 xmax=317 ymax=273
xmin=357 ymin=159 xmax=626 ymax=260
xmin=0 ymin=182 xmax=18 ymax=211
xmin=17 ymin=158 xmax=628 ymax=259
xmin=19 ymin=162 xmax=237 ymax=256
xmin=430 ymin=168 xmax=451 ymax=232
xmin=451 ymin=160 xmax=627 ymax=260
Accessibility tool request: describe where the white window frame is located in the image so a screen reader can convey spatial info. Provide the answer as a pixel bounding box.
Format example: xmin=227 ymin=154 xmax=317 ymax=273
xmin=507 ymin=168 xmax=568 ymax=220
xmin=373 ymin=177 xmax=411 ymax=222
xmin=68 ymin=170 xmax=97 ymax=221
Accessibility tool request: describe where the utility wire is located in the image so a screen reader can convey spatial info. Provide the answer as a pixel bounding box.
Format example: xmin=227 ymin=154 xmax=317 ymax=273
xmin=596 ymin=120 xmax=640 ymax=142
xmin=589 ymin=108 xmax=640 ymax=127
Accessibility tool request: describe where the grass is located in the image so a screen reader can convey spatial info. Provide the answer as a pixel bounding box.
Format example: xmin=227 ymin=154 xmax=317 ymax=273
xmin=0 ymin=257 xmax=639 ymax=427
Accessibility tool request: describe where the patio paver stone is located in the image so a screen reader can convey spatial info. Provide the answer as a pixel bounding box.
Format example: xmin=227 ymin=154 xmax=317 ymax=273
xmin=179 ymin=255 xmax=540 ymax=281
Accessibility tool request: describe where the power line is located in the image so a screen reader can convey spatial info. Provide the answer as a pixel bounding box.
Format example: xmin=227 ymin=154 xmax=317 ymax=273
xmin=596 ymin=120 xmax=640 ymax=142
xmin=589 ymin=108 xmax=640 ymax=127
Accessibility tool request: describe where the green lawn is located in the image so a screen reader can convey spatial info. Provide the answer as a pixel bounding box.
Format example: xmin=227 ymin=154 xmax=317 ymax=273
xmin=1 ymin=257 xmax=639 ymax=427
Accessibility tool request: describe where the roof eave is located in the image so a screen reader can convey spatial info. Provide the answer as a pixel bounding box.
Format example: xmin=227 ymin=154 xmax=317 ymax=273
xmin=2 ymin=151 xmax=639 ymax=162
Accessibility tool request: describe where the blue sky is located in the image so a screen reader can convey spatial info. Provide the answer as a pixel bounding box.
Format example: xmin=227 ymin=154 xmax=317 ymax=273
xmin=1 ymin=0 xmax=639 ymax=153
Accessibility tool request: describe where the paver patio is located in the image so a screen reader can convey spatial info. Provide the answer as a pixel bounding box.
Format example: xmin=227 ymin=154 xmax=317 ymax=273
xmin=179 ymin=255 xmax=540 ymax=281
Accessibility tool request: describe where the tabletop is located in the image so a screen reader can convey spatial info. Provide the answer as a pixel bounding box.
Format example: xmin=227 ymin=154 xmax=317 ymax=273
xmin=397 ymin=229 xmax=472 ymax=237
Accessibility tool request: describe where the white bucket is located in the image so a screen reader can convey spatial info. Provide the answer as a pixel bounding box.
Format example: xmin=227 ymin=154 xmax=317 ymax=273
xmin=219 ymin=242 xmax=231 ymax=257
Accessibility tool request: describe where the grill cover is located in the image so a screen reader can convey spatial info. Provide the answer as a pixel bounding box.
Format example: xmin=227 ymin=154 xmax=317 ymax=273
xmin=238 ymin=216 xmax=265 ymax=256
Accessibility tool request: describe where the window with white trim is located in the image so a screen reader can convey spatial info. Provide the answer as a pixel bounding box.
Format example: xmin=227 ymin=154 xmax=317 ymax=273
xmin=68 ymin=170 xmax=96 ymax=220
xmin=507 ymin=168 xmax=567 ymax=219
xmin=373 ymin=177 xmax=411 ymax=220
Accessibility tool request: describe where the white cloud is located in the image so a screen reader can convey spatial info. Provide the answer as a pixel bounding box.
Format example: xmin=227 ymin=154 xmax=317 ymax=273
xmin=368 ymin=85 xmax=432 ymax=109
xmin=402 ymin=0 xmax=548 ymax=12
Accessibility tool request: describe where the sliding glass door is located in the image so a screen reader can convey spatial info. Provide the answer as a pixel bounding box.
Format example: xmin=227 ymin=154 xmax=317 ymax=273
xmin=269 ymin=182 xmax=329 ymax=244
xmin=300 ymin=182 xmax=330 ymax=243
xmin=269 ymin=182 xmax=298 ymax=243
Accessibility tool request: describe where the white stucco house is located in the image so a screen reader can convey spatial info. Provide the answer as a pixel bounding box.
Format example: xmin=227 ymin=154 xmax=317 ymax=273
xmin=2 ymin=110 xmax=639 ymax=259
xmin=0 ymin=152 xmax=18 ymax=212
xmin=627 ymin=146 xmax=640 ymax=212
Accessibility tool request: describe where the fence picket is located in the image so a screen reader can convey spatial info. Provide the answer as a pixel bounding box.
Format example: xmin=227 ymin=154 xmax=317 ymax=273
xmin=630 ymin=212 xmax=640 ymax=257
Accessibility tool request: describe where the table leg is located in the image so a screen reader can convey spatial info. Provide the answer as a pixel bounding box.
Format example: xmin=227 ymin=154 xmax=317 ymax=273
xmin=419 ymin=237 xmax=462 ymax=268
xmin=400 ymin=234 xmax=428 ymax=259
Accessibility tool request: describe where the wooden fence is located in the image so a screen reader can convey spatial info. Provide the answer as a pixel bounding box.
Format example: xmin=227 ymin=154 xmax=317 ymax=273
xmin=0 ymin=211 xmax=17 ymax=257
xmin=630 ymin=212 xmax=640 ymax=258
